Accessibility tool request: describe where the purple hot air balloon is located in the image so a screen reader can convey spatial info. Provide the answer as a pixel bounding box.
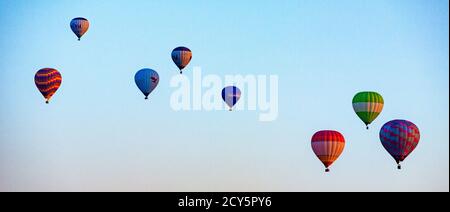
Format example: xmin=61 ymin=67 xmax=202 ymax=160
xmin=379 ymin=120 xmax=420 ymax=170
xmin=221 ymin=86 xmax=241 ymax=111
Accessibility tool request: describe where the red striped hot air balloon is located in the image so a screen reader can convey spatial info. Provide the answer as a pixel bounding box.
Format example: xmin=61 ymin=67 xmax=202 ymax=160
xmin=34 ymin=68 xmax=62 ymax=104
xmin=311 ymin=130 xmax=346 ymax=172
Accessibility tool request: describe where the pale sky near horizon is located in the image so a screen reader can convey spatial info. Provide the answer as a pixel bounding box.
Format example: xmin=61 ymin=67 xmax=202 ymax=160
xmin=0 ymin=0 xmax=448 ymax=191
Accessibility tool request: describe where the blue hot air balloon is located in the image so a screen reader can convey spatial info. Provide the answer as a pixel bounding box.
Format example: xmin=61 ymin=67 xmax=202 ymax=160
xmin=222 ymin=86 xmax=241 ymax=111
xmin=135 ymin=69 xmax=159 ymax=100
xmin=70 ymin=17 xmax=89 ymax=41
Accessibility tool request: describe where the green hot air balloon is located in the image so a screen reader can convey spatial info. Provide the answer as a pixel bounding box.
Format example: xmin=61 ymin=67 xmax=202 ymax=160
xmin=352 ymin=91 xmax=384 ymax=129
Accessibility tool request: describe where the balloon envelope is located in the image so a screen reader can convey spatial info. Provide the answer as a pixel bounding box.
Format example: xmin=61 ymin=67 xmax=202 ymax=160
xmin=34 ymin=68 xmax=62 ymax=104
xmin=311 ymin=130 xmax=345 ymax=172
xmin=135 ymin=69 xmax=159 ymax=99
xmin=70 ymin=17 xmax=89 ymax=40
xmin=352 ymin=91 xmax=384 ymax=129
xmin=222 ymin=86 xmax=241 ymax=110
xmin=379 ymin=120 xmax=420 ymax=169
xmin=171 ymin=47 xmax=192 ymax=73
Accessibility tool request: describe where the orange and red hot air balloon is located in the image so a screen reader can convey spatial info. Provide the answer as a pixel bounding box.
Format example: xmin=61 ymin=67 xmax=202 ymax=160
xmin=311 ymin=130 xmax=346 ymax=172
xmin=171 ymin=47 xmax=192 ymax=74
xmin=34 ymin=68 xmax=62 ymax=104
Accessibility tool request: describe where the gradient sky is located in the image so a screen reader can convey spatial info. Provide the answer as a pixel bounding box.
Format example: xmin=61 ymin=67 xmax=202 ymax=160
xmin=0 ymin=0 xmax=448 ymax=192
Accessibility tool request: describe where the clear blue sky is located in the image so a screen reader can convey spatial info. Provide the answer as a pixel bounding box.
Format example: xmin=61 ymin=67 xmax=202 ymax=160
xmin=0 ymin=0 xmax=448 ymax=191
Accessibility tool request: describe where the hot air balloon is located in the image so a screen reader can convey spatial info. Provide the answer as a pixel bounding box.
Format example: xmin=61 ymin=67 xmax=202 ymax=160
xmin=34 ymin=68 xmax=62 ymax=104
xmin=171 ymin=47 xmax=192 ymax=74
xmin=135 ymin=68 xmax=159 ymax=100
xmin=222 ymin=86 xmax=241 ymax=111
xmin=380 ymin=120 xmax=420 ymax=170
xmin=70 ymin=17 xmax=89 ymax=41
xmin=352 ymin=91 xmax=384 ymax=129
xmin=311 ymin=130 xmax=345 ymax=172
